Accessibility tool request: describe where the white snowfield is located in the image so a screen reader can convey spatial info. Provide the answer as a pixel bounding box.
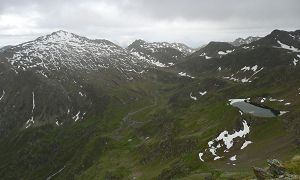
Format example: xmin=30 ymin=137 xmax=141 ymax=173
xmin=198 ymin=120 xmax=251 ymax=163
xmin=25 ymin=92 xmax=35 ymax=128
xmin=276 ymin=40 xmax=300 ymax=52
xmin=210 ymin=120 xmax=250 ymax=150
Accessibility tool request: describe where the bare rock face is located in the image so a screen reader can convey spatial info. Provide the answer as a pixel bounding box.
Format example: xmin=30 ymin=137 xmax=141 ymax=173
xmin=230 ymin=36 xmax=261 ymax=46
xmin=253 ymin=159 xmax=300 ymax=180
xmin=252 ymin=167 xmax=272 ymax=179
xmin=267 ymin=159 xmax=287 ymax=177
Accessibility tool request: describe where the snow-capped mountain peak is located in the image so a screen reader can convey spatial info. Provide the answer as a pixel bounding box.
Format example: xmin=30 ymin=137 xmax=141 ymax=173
xmin=36 ymin=30 xmax=83 ymax=43
xmin=2 ymin=30 xmax=149 ymax=74
xmin=128 ymin=40 xmax=195 ymax=55
xmin=169 ymin=42 xmax=196 ymax=54
xmin=127 ymin=39 xmax=195 ymax=67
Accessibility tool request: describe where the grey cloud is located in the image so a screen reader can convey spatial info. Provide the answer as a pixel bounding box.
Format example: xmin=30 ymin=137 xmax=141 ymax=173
xmin=137 ymin=0 xmax=298 ymax=19
xmin=0 ymin=0 xmax=299 ymax=47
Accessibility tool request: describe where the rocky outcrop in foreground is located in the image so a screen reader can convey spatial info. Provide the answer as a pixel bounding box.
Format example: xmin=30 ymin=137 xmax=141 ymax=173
xmin=253 ymin=159 xmax=300 ymax=179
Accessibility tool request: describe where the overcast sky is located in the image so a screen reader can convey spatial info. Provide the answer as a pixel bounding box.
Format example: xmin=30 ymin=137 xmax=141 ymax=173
xmin=0 ymin=0 xmax=299 ymax=47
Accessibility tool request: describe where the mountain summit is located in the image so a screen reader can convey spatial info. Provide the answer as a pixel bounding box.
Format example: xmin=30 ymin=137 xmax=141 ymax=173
xmin=127 ymin=39 xmax=195 ymax=67
xmin=2 ymin=30 xmax=149 ymax=75
xmin=230 ymin=36 xmax=261 ymax=46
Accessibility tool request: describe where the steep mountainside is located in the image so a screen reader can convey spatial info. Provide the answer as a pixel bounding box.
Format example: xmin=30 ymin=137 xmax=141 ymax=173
xmin=0 ymin=45 xmax=12 ymax=52
xmin=251 ymin=29 xmax=300 ymax=48
xmin=177 ymin=30 xmax=300 ymax=83
xmin=0 ymin=30 xmax=155 ymax=135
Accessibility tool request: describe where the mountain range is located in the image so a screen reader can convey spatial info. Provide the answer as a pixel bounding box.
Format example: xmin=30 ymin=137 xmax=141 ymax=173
xmin=0 ymin=29 xmax=300 ymax=179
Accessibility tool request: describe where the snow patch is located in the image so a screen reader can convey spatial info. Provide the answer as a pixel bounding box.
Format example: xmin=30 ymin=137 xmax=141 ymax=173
xmin=269 ymin=97 xmax=284 ymax=102
xmin=229 ymin=98 xmax=250 ymax=105
xmin=208 ymin=120 xmax=250 ymax=150
xmin=0 ymin=90 xmax=5 ymax=101
xmin=199 ymin=91 xmax=207 ymax=96
xmin=198 ymin=120 xmax=251 ymax=161
xmin=230 ymin=155 xmax=237 ymax=161
xmin=239 ymin=111 xmax=243 ymax=115
xmin=276 ymin=40 xmax=300 ymax=52
xmin=241 ymin=66 xmax=250 ymax=72
xmin=151 ymin=61 xmax=166 ymax=67
xmin=214 ymin=156 xmax=223 ymax=160
xmin=241 ymin=78 xmax=251 ymax=83
xmin=251 ymin=65 xmax=258 ymax=71
xmin=205 ymin=56 xmax=212 ymax=59
xmin=279 ymin=111 xmax=289 ymax=116
xmin=55 ymin=121 xmax=63 ymax=126
xmin=25 ymin=92 xmax=35 ymax=128
xmin=198 ymin=153 xmax=204 ymax=162
xmin=293 ymin=58 xmax=298 ymax=66
xmin=178 ymin=72 xmax=195 ymax=79
xmin=79 ymin=92 xmax=84 ymax=97
xmin=241 ymin=141 xmax=252 ymax=149
xmin=224 ymin=66 xmax=263 ymax=83
xmin=218 ymin=49 xmax=234 ymax=55
xmin=190 ymin=92 xmax=197 ymax=101
xmin=73 ymin=111 xmax=81 ymax=122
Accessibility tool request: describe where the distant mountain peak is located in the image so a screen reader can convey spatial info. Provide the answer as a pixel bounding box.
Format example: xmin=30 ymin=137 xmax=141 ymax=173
xmin=51 ymin=30 xmax=77 ymax=38
xmin=132 ymin=39 xmax=147 ymax=44
xmin=230 ymin=36 xmax=261 ymax=46
xmin=34 ymin=30 xmax=85 ymax=44
xmin=193 ymin=41 xmax=235 ymax=58
xmin=250 ymin=29 xmax=300 ymax=49
xmin=270 ymin=29 xmax=285 ymax=35
xmin=128 ymin=39 xmax=195 ymax=54
xmin=127 ymin=39 xmax=195 ymax=67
